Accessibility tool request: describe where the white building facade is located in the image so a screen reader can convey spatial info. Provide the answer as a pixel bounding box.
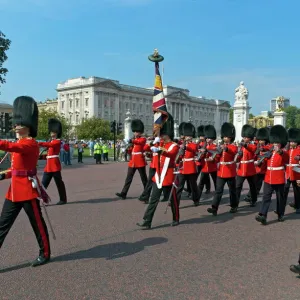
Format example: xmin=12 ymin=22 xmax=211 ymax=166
xmin=56 ymin=76 xmax=230 ymax=137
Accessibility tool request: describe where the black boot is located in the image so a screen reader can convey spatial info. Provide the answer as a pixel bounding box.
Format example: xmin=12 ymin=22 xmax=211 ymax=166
xmin=171 ymin=221 xmax=179 ymax=226
xmin=207 ymin=207 xmax=217 ymax=216
xmin=116 ymin=192 xmax=126 ymax=200
xmin=255 ymin=214 xmax=267 ymax=225
xmin=229 ymin=207 xmax=238 ymax=213
xmin=56 ymin=201 xmax=67 ymax=205
xmin=136 ymin=221 xmax=151 ymax=229
xmin=31 ymin=255 xmax=50 ymax=267
xmin=290 ymin=264 xmax=300 ymax=274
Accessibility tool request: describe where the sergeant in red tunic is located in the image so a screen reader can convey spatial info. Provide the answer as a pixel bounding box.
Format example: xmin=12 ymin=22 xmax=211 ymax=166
xmin=137 ymin=114 xmax=180 ymax=229
xmin=197 ymin=125 xmax=217 ymax=201
xmin=176 ymin=122 xmax=200 ymax=206
xmin=255 ymin=125 xmax=289 ymax=225
xmin=38 ymin=118 xmax=67 ymax=205
xmin=207 ymin=122 xmax=238 ymax=215
xmin=0 ymin=96 xmax=51 ymax=267
xmin=116 ymin=119 xmax=148 ymax=199
xmin=235 ymin=124 xmax=258 ymax=207
xmin=284 ymin=128 xmax=300 ymax=212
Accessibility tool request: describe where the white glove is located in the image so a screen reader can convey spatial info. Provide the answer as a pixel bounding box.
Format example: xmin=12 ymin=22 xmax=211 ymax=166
xmin=124 ymin=138 xmax=130 ymax=143
xmin=154 ymin=137 xmax=160 ymax=144
xmin=150 ymin=146 xmax=160 ymax=153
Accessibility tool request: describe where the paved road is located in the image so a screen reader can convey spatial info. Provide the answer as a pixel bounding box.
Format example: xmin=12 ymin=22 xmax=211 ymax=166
xmin=0 ymin=159 xmax=300 ymax=300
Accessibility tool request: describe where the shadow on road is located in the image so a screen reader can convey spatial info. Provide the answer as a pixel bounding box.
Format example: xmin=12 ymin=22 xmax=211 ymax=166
xmin=53 ymin=237 xmax=168 ymax=262
xmin=65 ymin=197 xmax=136 ymax=205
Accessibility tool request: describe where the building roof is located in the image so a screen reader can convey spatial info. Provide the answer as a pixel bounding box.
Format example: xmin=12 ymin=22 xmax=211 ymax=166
xmin=0 ymin=103 xmax=13 ymax=109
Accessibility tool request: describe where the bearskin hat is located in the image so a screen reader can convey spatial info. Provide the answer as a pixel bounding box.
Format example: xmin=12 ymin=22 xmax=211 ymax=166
xmin=287 ymin=128 xmax=300 ymax=144
xmin=179 ymin=122 xmax=186 ymax=136
xmin=197 ymin=125 xmax=205 ymax=137
xmin=241 ymin=124 xmax=256 ymax=139
xmin=160 ymin=114 xmax=174 ymax=140
xmin=131 ymin=119 xmax=144 ymax=133
xmin=221 ymin=122 xmax=235 ymax=141
xmin=12 ymin=96 xmax=38 ymax=138
xmin=204 ymin=125 xmax=216 ymax=140
xmin=256 ymin=127 xmax=269 ymax=142
xmin=182 ymin=123 xmax=196 ymax=138
xmin=48 ymin=118 xmax=62 ymax=138
xmin=269 ymin=125 xmax=288 ymax=147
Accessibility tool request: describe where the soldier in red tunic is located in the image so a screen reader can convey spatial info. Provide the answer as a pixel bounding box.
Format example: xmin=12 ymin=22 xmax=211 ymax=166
xmin=235 ymin=124 xmax=258 ymax=207
xmin=284 ymin=128 xmax=300 ymax=212
xmin=198 ymin=125 xmax=217 ymax=201
xmin=207 ymin=122 xmax=238 ymax=215
xmin=176 ymin=122 xmax=200 ymax=206
xmin=137 ymin=114 xmax=180 ymax=228
xmin=38 ymin=118 xmax=67 ymax=205
xmin=116 ymin=119 xmax=148 ymax=199
xmin=0 ymin=96 xmax=51 ymax=267
xmin=255 ymin=125 xmax=289 ymax=224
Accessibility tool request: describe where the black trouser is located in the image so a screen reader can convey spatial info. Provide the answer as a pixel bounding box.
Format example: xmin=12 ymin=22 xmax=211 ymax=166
xmin=186 ymin=166 xmax=210 ymax=193
xmin=245 ymin=173 xmax=265 ymax=199
xmin=103 ymin=153 xmax=108 ymax=161
xmin=236 ymin=175 xmax=257 ymax=204
xmin=95 ymin=154 xmax=102 ymax=164
xmin=198 ymin=172 xmax=217 ymax=200
xmin=284 ymin=179 xmax=300 ymax=209
xmin=42 ymin=171 xmax=67 ymax=203
xmin=260 ymin=182 xmax=285 ymax=217
xmin=143 ymin=183 xmax=179 ymax=223
xmin=211 ymin=176 xmax=238 ymax=210
xmin=0 ymin=198 xmax=50 ymax=258
xmin=121 ymin=166 xmax=148 ymax=196
xmin=177 ymin=173 xmax=199 ymax=205
xmin=139 ymin=167 xmax=156 ymax=200
xmin=78 ymin=152 xmax=83 ymax=163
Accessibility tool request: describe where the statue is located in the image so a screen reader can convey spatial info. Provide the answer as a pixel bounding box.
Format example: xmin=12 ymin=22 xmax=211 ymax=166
xmin=275 ymin=96 xmax=285 ymax=112
xmin=235 ymin=81 xmax=249 ymax=103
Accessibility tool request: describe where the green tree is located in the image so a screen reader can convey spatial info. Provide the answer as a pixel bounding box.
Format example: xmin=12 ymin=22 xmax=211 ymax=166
xmin=76 ymin=116 xmax=112 ymax=140
xmin=37 ymin=108 xmax=71 ymax=140
xmin=229 ymin=108 xmax=233 ymax=123
xmin=295 ymin=113 xmax=300 ymax=128
xmin=284 ymin=106 xmax=300 ymax=128
xmin=0 ymin=31 xmax=11 ymax=92
xmin=249 ymin=113 xmax=255 ymax=119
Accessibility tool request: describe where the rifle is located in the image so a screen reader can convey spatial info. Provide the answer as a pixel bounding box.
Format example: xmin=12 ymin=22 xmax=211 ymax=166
xmin=234 ymin=141 xmax=244 ymax=163
xmin=196 ymin=141 xmax=207 ymax=162
xmin=257 ymin=146 xmax=274 ymax=165
xmin=209 ymin=141 xmax=224 ymax=160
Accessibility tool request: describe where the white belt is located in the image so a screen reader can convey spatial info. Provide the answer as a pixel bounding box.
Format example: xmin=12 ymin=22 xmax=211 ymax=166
xmin=267 ymin=166 xmax=284 ymax=170
xmin=132 ymin=152 xmax=142 ymax=155
xmin=220 ymin=161 xmax=234 ymax=165
xmin=183 ymin=158 xmax=195 ymax=162
xmin=286 ymin=164 xmax=299 ymax=167
xmin=240 ymin=159 xmax=254 ymax=164
xmin=153 ymin=153 xmax=158 ymax=156
xmin=46 ymin=155 xmax=59 ymax=159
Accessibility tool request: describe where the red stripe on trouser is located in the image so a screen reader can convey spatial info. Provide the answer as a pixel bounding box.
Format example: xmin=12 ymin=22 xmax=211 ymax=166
xmin=172 ymin=188 xmax=179 ymax=221
xmin=31 ymin=200 xmax=50 ymax=258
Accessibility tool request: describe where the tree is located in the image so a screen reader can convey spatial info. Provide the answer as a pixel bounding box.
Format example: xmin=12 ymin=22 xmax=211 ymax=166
xmin=37 ymin=108 xmax=71 ymax=140
xmin=76 ymin=117 xmax=112 ymax=140
xmin=0 ymin=31 xmax=11 ymax=92
xmin=295 ymin=113 xmax=300 ymax=128
xmin=249 ymin=113 xmax=255 ymax=119
xmin=284 ymin=106 xmax=300 ymax=128
xmin=229 ymin=108 xmax=233 ymax=123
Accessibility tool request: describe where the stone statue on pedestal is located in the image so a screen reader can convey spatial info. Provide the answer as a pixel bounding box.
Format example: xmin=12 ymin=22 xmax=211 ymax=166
xmin=275 ymin=96 xmax=284 ymax=112
xmin=234 ymin=81 xmax=249 ymax=103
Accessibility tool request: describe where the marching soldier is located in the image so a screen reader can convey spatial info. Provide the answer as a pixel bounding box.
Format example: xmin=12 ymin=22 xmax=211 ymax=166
xmin=207 ymin=122 xmax=238 ymax=215
xmin=197 ymin=125 xmax=217 ymax=201
xmin=235 ymin=124 xmax=258 ymax=207
xmin=116 ymin=119 xmax=148 ymax=199
xmin=176 ymin=122 xmax=200 ymax=206
xmin=255 ymin=125 xmax=289 ymax=224
xmin=284 ymin=128 xmax=300 ymax=212
xmin=0 ymin=96 xmax=51 ymax=267
xmin=137 ymin=114 xmax=180 ymax=229
xmin=38 ymin=118 xmax=67 ymax=205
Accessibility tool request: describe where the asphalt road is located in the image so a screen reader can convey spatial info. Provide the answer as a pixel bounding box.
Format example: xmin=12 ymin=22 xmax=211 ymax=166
xmin=0 ymin=158 xmax=300 ymax=300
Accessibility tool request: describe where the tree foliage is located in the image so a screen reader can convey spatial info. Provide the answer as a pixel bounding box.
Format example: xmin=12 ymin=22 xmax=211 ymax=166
xmin=249 ymin=113 xmax=255 ymax=119
xmin=0 ymin=31 xmax=11 ymax=91
xmin=229 ymin=108 xmax=233 ymax=123
xmin=75 ymin=116 xmax=112 ymax=140
xmin=37 ymin=108 xmax=71 ymax=140
xmin=284 ymin=106 xmax=300 ymax=129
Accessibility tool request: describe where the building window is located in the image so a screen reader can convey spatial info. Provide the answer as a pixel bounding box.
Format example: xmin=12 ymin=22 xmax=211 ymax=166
xmin=69 ymin=100 xmax=72 ymax=109
xmin=76 ymin=99 xmax=79 ymax=108
xmin=61 ymin=101 xmax=64 ymax=109
xmin=76 ymin=114 xmax=79 ymax=123
xmin=85 ymin=98 xmax=89 ymax=106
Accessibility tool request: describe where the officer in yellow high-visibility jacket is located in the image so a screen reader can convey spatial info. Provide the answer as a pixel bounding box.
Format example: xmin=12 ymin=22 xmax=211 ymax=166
xmin=102 ymin=143 xmax=109 ymax=161
xmin=94 ymin=140 xmax=103 ymax=164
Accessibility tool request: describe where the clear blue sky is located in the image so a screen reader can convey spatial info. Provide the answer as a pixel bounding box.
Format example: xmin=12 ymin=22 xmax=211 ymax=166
xmin=1 ymin=0 xmax=300 ymax=115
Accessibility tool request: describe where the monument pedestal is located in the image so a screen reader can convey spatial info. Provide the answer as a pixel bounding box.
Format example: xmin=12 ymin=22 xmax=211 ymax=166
xmin=124 ymin=109 xmax=131 ymax=140
xmin=233 ymin=103 xmax=250 ymax=142
xmin=273 ymin=111 xmax=286 ymax=127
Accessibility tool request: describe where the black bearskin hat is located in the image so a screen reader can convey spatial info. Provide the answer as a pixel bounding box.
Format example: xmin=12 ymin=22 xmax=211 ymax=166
xmin=179 ymin=122 xmax=186 ymax=136
xmin=241 ymin=124 xmax=256 ymax=139
xmin=160 ymin=114 xmax=174 ymax=140
xmin=287 ymin=128 xmax=300 ymax=144
xmin=12 ymin=96 xmax=38 ymax=138
xmin=182 ymin=123 xmax=196 ymax=138
xmin=256 ymin=127 xmax=269 ymax=142
xmin=131 ymin=119 xmax=144 ymax=133
xmin=204 ymin=125 xmax=216 ymax=140
xmin=48 ymin=118 xmax=62 ymax=138
xmin=269 ymin=125 xmax=288 ymax=147
xmin=197 ymin=125 xmax=205 ymax=137
xmin=221 ymin=122 xmax=235 ymax=141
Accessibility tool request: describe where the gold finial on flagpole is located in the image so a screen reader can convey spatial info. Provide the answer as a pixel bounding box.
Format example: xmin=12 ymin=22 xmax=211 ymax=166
xmin=148 ymin=48 xmax=164 ymax=62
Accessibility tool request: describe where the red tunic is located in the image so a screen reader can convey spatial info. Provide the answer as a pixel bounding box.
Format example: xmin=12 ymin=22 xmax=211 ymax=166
xmin=264 ymin=151 xmax=289 ymax=184
xmin=152 ymin=141 xmax=179 ymax=187
xmin=0 ymin=138 xmax=40 ymax=202
xmin=217 ymin=144 xmax=238 ymax=178
xmin=237 ymin=144 xmax=257 ymax=177
xmin=285 ymin=147 xmax=300 ymax=181
xmin=181 ymin=142 xmax=198 ymax=174
xmin=39 ymin=139 xmax=62 ymax=172
xmin=201 ymin=143 xmax=218 ymax=173
xmin=128 ymin=137 xmax=147 ymax=168
xmin=255 ymin=144 xmax=273 ymax=174
xmin=143 ymin=143 xmax=159 ymax=169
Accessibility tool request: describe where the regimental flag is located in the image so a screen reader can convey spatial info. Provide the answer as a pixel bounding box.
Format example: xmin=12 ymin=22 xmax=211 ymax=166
xmin=152 ymin=62 xmax=168 ymax=136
